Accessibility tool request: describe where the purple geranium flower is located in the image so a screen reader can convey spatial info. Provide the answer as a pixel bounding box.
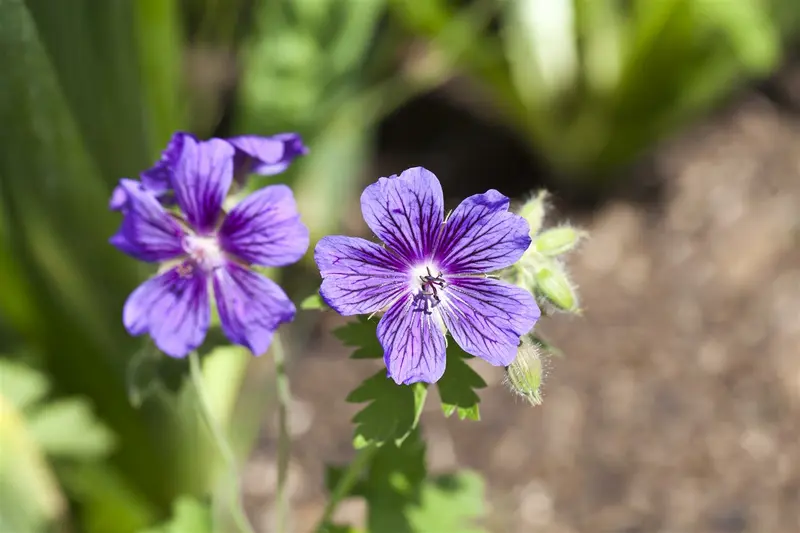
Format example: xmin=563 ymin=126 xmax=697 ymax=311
xmin=110 ymin=131 xmax=307 ymax=211
xmin=111 ymin=136 xmax=309 ymax=357
xmin=314 ymin=167 xmax=540 ymax=384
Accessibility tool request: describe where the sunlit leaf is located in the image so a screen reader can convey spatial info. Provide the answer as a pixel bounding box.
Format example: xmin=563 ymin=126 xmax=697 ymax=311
xmin=437 ymin=345 xmax=486 ymax=421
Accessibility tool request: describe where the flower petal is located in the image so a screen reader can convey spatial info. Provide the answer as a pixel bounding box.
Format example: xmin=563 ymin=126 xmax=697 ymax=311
xmin=172 ymin=136 xmax=234 ymax=234
xmin=227 ymin=133 xmax=308 ymax=176
xmin=377 ymin=295 xmax=447 ymax=384
xmin=439 ymin=277 xmax=539 ymax=366
xmin=213 ymin=262 xmax=296 ymax=356
xmin=435 ymin=189 xmax=531 ymax=274
xmin=218 ymin=184 xmax=309 ymax=267
xmin=109 ymin=179 xmax=185 ymax=262
xmin=123 ymin=264 xmax=210 ymax=357
xmin=140 ymin=132 xmax=195 ymax=194
xmin=109 ymin=183 xmax=128 ymax=211
xmin=315 ymin=235 xmax=409 ymax=315
xmin=360 ymin=167 xmax=444 ymax=263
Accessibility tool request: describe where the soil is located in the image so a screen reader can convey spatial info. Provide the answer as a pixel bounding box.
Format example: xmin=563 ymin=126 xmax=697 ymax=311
xmin=240 ymin=66 xmax=800 ymax=533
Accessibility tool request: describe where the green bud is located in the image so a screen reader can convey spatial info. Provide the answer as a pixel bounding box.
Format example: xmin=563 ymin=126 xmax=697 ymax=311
xmin=534 ymin=264 xmax=579 ymax=313
xmin=505 ymin=340 xmax=544 ymax=405
xmin=517 ymin=190 xmax=548 ymax=237
xmin=535 ymin=226 xmax=585 ymax=257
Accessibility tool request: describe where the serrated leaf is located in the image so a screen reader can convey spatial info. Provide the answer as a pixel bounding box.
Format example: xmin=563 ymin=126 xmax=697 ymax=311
xmin=26 ymin=398 xmax=115 ymax=459
xmin=0 ymin=359 xmax=49 ymax=411
xmin=300 ymin=293 xmax=326 ymax=310
xmin=408 ymin=472 xmax=486 ymax=533
xmin=437 ymin=344 xmax=487 ymax=421
xmin=334 ymin=317 xmax=382 ymax=359
xmin=347 ymin=372 xmax=427 ymax=449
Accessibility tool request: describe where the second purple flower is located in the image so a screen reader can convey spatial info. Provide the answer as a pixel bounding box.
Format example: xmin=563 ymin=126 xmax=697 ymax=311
xmin=315 ymin=167 xmax=540 ymax=385
xmin=111 ymin=136 xmax=309 ymax=357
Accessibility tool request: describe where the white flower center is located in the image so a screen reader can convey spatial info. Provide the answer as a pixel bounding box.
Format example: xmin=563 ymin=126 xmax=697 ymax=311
xmin=183 ymin=234 xmax=225 ymax=271
xmin=410 ymin=263 xmax=447 ymax=313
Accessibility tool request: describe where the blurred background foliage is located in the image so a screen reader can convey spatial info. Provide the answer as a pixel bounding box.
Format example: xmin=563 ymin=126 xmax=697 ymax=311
xmin=0 ymin=0 xmax=798 ymax=531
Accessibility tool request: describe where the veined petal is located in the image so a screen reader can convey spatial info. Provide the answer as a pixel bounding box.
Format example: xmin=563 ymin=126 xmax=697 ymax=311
xmin=173 ymin=136 xmax=234 ymax=234
xmin=219 ymin=184 xmax=309 ymax=267
xmin=109 ymin=179 xmax=185 ymax=262
xmin=439 ymin=277 xmax=539 ymax=366
xmin=140 ymin=131 xmax=195 ymax=193
xmin=377 ymin=295 xmax=447 ymax=384
xmin=435 ymin=189 xmax=531 ymax=273
xmin=213 ymin=262 xmax=295 ymax=356
xmin=360 ymin=167 xmax=444 ymax=263
xmin=123 ymin=264 xmax=210 ymax=358
xmin=315 ymin=236 xmax=409 ymax=315
xmin=227 ymin=133 xmax=307 ymax=176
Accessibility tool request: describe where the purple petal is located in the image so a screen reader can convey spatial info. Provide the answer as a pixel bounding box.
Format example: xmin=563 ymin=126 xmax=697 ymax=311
xmin=140 ymin=132 xmax=195 ymax=193
xmin=109 ymin=183 xmax=129 ymax=211
xmin=173 ymin=136 xmax=234 ymax=234
xmin=360 ymin=167 xmax=444 ymax=263
xmin=218 ymin=184 xmax=309 ymax=267
xmin=377 ymin=295 xmax=447 ymax=384
xmin=213 ymin=262 xmax=296 ymax=356
xmin=109 ymin=179 xmax=186 ymax=262
xmin=123 ymin=263 xmax=210 ymax=358
xmin=227 ymin=133 xmax=308 ymax=176
xmin=439 ymin=277 xmax=539 ymax=366
xmin=435 ymin=190 xmax=531 ymax=274
xmin=315 ymin=236 xmax=409 ymax=315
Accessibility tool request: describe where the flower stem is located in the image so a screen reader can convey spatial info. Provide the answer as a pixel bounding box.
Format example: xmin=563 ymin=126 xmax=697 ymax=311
xmin=188 ymin=351 xmax=255 ymax=533
xmin=313 ymin=444 xmax=378 ymax=533
xmin=272 ymin=333 xmax=291 ymax=533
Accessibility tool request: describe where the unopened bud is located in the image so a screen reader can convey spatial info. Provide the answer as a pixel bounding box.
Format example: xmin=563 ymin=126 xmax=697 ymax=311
xmin=505 ymin=340 xmax=544 ymax=405
xmin=534 ymin=264 xmax=579 ymax=313
xmin=535 ymin=226 xmax=585 ymax=257
xmin=517 ymin=190 xmax=548 ymax=237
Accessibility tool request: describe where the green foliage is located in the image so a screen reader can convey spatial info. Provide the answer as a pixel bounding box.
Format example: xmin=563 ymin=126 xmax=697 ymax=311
xmin=138 ymin=497 xmax=213 ymax=533
xmin=300 ymin=293 xmax=326 ymax=310
xmin=0 ymin=359 xmax=126 ymax=533
xmin=334 ymin=317 xmax=383 ymax=360
xmin=347 ymin=371 xmax=427 ymax=449
xmin=329 ymin=429 xmax=486 ymax=533
xmin=437 ymin=346 xmax=486 ymax=421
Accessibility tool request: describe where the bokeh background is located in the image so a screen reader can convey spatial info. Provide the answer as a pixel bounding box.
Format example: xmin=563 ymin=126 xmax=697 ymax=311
xmin=1 ymin=0 xmax=799 ymax=532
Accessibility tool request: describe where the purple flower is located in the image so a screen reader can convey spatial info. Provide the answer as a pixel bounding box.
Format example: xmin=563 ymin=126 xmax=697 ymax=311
xmin=110 ymin=136 xmax=309 ymax=357
xmin=110 ymin=131 xmax=307 ymax=211
xmin=314 ymin=167 xmax=540 ymax=384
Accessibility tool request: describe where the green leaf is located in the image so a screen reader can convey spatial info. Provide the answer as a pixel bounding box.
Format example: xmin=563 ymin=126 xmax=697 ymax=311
xmin=407 ymin=472 xmax=486 ymax=533
xmin=0 ymin=395 xmax=65 ymax=533
xmin=300 ymin=293 xmax=326 ymax=310
xmin=437 ymin=344 xmax=487 ymax=421
xmin=0 ymin=359 xmax=49 ymax=411
xmin=347 ymin=372 xmax=427 ymax=449
xmin=334 ymin=317 xmax=383 ymax=359
xmin=137 ymin=496 xmax=212 ymax=533
xmin=27 ymin=399 xmax=116 ymax=459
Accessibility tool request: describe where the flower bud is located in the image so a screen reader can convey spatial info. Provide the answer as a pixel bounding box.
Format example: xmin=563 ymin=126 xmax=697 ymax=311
xmin=534 ymin=264 xmax=579 ymax=313
xmin=517 ymin=190 xmax=548 ymax=237
xmin=535 ymin=226 xmax=585 ymax=257
xmin=505 ymin=340 xmax=544 ymax=405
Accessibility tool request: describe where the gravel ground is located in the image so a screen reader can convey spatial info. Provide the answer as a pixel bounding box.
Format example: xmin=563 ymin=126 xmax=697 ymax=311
xmin=243 ymin=89 xmax=800 ymax=533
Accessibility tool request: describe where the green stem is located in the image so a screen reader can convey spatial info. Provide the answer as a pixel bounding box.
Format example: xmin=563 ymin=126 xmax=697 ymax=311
xmin=189 ymin=351 xmax=256 ymax=533
xmin=313 ymin=444 xmax=378 ymax=533
xmin=273 ymin=334 xmax=291 ymax=533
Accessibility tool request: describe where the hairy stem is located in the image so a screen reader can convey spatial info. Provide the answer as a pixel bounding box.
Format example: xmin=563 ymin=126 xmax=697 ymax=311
xmin=189 ymin=351 xmax=255 ymax=533
xmin=313 ymin=444 xmax=378 ymax=533
xmin=273 ymin=334 xmax=291 ymax=533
